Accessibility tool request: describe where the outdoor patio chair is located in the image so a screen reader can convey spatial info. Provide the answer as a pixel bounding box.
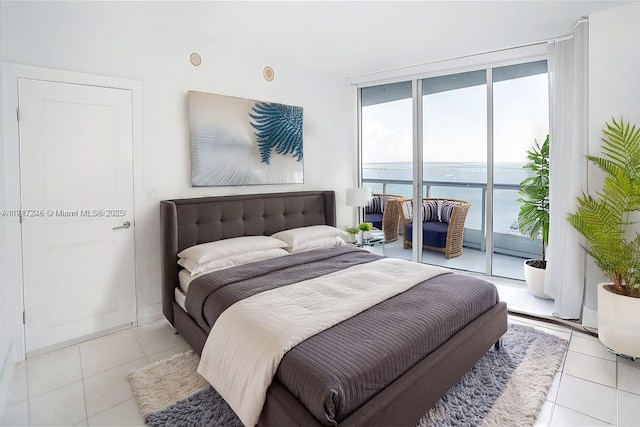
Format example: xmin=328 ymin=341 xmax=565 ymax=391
xmin=398 ymin=197 xmax=472 ymax=259
xmin=364 ymin=193 xmax=403 ymax=242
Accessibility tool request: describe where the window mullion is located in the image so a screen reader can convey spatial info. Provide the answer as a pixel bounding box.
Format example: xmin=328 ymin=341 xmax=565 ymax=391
xmin=486 ymin=68 xmax=494 ymax=275
xmin=412 ymin=79 xmax=424 ymax=263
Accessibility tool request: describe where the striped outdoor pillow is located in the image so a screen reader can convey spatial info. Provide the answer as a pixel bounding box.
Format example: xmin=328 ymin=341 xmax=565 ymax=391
xmin=422 ymin=200 xmax=439 ymax=222
xmin=441 ymin=201 xmax=455 ymax=224
xmin=366 ymin=196 xmax=383 ymax=214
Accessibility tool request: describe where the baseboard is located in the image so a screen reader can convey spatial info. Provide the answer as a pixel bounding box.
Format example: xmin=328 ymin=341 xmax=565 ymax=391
xmin=138 ymin=303 xmax=163 ymax=325
xmin=582 ymin=306 xmax=598 ymax=330
xmin=0 ymin=345 xmax=15 ymax=420
xmin=27 ymin=322 xmax=136 ymax=358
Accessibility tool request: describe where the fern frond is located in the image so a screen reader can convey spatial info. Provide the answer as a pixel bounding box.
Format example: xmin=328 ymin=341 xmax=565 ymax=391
xmin=249 ymin=102 xmax=303 ymax=164
xmin=568 ymin=118 xmax=640 ymax=293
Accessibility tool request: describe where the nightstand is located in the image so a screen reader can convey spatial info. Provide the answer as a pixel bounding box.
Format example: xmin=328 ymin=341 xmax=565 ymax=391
xmin=351 ymin=231 xmax=385 ymax=255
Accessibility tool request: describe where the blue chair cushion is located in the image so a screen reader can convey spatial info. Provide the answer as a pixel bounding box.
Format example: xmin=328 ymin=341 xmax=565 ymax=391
xmin=365 ymin=212 xmax=383 ymax=230
xmin=405 ymin=221 xmax=449 ymax=248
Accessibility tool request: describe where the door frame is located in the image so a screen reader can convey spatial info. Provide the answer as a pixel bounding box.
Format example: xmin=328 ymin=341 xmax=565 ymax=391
xmin=2 ymin=63 xmax=143 ymax=359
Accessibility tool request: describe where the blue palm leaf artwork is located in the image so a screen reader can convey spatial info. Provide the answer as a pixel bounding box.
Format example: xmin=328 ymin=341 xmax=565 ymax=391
xmin=249 ymin=102 xmax=303 ymax=165
xmin=188 ymin=91 xmax=303 ymax=186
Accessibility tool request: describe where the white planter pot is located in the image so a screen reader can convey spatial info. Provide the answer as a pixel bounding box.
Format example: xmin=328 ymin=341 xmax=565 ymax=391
xmin=523 ymin=260 xmax=552 ymax=299
xmin=598 ymin=283 xmax=640 ymax=358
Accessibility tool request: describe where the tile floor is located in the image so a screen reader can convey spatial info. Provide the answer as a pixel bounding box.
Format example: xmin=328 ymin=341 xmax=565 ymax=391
xmin=382 ymin=239 xmax=528 ymax=280
xmin=380 ymin=239 xmax=557 ymax=318
xmin=0 ymin=321 xmax=190 ymax=426
xmin=1 ymin=315 xmax=639 ymax=426
xmin=483 ymin=275 xmax=556 ymax=318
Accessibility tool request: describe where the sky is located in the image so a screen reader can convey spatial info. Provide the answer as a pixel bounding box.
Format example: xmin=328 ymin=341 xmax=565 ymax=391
xmin=361 ymin=73 xmax=549 ymax=165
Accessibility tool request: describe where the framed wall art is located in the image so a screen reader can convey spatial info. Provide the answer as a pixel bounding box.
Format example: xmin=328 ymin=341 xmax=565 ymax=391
xmin=188 ymin=91 xmax=303 ymax=186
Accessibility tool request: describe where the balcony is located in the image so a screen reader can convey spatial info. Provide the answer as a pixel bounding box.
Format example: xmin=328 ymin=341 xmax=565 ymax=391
xmin=364 ymin=177 xmax=543 ymax=280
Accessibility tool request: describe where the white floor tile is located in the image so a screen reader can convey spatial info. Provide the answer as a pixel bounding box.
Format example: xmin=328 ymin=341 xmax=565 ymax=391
xmin=87 ymin=398 xmax=145 ymax=426
xmin=618 ymin=361 xmax=640 ymax=395
xmin=555 ymin=374 xmax=617 ymax=424
xmin=131 ymin=320 xmax=187 ymax=356
xmin=3 ymin=296 xmax=636 ymax=427
xmin=6 ymin=363 xmax=28 ymax=405
xmin=79 ymin=330 xmax=145 ymax=377
xmin=550 ymin=404 xmax=612 ymax=426
xmin=563 ymin=351 xmax=617 ymax=388
xmin=83 ymin=358 xmax=148 ymax=418
xmin=0 ymin=401 xmax=29 ymax=427
xmin=384 ymin=241 xmax=527 ymax=280
xmin=28 ymin=381 xmax=86 ymax=426
xmin=496 ymin=284 xmax=555 ymax=317
xmin=569 ymin=333 xmax=616 ymax=361
xmin=27 ymin=346 xmax=82 ymax=398
xmin=617 ymin=355 xmax=640 ymax=368
xmin=539 ymin=326 xmax=572 ymax=342
xmin=618 ymin=389 xmax=640 ymax=427
xmin=534 ymin=400 xmax=553 ymax=426
xmin=145 ymin=342 xmax=191 ymax=364
xmin=545 ymin=371 xmax=561 ymax=402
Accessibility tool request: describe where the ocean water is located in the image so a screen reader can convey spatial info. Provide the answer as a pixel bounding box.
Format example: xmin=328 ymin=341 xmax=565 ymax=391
xmin=363 ymin=161 xmax=533 ymax=233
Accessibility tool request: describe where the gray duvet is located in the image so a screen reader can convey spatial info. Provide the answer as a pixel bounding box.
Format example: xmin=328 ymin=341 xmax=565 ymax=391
xmin=185 ymin=246 xmax=500 ymax=426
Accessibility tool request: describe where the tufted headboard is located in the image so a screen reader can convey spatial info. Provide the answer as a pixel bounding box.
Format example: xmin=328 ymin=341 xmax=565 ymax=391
xmin=160 ymin=190 xmax=336 ymax=325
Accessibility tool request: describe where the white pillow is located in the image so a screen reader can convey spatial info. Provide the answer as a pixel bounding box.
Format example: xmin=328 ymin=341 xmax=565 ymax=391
xmin=177 ymin=236 xmax=287 ymax=265
xmin=271 ymin=225 xmax=347 ymax=249
xmin=178 ymin=248 xmax=289 ymax=276
xmin=286 ymin=236 xmax=346 ymax=253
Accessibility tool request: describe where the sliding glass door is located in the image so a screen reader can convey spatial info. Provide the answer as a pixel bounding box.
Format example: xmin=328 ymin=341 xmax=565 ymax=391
xmin=361 ymin=81 xmax=413 ymax=260
xmin=492 ymin=61 xmax=549 ymax=279
xmin=422 ymin=70 xmax=487 ymax=273
xmin=361 ymin=82 xmax=413 ymax=197
xmin=359 ymin=59 xmax=549 ymax=279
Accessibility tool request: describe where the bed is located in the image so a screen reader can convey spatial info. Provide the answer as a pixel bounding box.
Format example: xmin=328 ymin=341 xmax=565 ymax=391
xmin=160 ymin=190 xmax=508 ymax=426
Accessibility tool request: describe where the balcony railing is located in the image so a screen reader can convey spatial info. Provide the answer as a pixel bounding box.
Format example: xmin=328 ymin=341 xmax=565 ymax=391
xmin=363 ymin=177 xmax=542 ymax=259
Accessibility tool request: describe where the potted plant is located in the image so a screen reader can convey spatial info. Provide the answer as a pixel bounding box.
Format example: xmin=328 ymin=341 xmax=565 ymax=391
xmin=344 ymin=226 xmax=360 ymax=243
xmin=567 ymin=118 xmax=640 ymax=357
xmin=517 ymin=135 xmax=552 ymax=299
xmin=358 ymin=222 xmax=374 ymax=243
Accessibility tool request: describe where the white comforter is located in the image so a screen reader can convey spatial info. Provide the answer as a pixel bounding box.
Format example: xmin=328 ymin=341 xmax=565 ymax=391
xmin=197 ymin=257 xmax=449 ymax=426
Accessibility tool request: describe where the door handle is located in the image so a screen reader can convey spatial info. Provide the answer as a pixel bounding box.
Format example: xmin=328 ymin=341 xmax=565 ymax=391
xmin=112 ymin=221 xmax=131 ymax=230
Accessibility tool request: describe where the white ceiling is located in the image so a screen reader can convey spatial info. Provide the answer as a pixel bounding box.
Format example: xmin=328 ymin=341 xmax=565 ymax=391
xmin=123 ymin=1 xmax=632 ymax=77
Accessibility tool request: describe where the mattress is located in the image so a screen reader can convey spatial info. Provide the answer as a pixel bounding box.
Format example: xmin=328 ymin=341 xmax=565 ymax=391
xmin=178 ymin=268 xmax=206 ymax=294
xmin=174 ymin=287 xmax=187 ymax=312
xmin=186 ymin=246 xmax=500 ymax=425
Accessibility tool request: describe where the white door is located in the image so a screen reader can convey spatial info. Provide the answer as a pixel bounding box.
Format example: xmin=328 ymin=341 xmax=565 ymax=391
xmin=19 ymin=78 xmax=136 ymax=354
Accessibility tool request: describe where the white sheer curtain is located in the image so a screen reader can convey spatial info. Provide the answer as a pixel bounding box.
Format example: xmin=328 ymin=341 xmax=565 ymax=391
xmin=545 ymin=21 xmax=589 ymax=319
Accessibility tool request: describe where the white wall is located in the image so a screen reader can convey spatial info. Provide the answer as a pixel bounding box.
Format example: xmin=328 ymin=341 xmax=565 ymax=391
xmin=0 ymin=0 xmax=12 ymax=416
xmin=1 ymin=1 xmax=356 ymax=338
xmin=584 ymin=2 xmax=640 ymax=325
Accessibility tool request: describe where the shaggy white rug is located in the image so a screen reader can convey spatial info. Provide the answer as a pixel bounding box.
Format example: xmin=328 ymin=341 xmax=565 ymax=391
xmin=128 ymin=351 xmax=210 ymax=418
xmin=129 ymin=323 xmax=568 ymax=427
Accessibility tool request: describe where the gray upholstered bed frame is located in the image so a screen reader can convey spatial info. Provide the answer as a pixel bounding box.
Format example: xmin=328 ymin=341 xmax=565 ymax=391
xmin=160 ymin=190 xmax=508 ymax=426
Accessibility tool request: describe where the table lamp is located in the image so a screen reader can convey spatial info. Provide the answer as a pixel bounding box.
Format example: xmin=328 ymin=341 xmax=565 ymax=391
xmin=346 ymin=187 xmax=372 ymax=224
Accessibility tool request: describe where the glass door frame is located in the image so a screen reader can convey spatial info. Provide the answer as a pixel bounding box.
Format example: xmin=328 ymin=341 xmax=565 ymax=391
xmin=412 ymin=79 xmax=425 ymax=262
xmin=485 ymin=68 xmax=495 ymax=274
xmin=357 ymin=53 xmax=548 ymax=276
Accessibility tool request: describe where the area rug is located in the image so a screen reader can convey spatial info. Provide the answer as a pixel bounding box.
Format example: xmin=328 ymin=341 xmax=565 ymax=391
xmin=128 ymin=323 xmax=568 ymax=427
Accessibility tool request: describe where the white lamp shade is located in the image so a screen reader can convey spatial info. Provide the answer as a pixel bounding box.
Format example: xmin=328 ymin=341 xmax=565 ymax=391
xmin=346 ymin=187 xmax=372 ymax=207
